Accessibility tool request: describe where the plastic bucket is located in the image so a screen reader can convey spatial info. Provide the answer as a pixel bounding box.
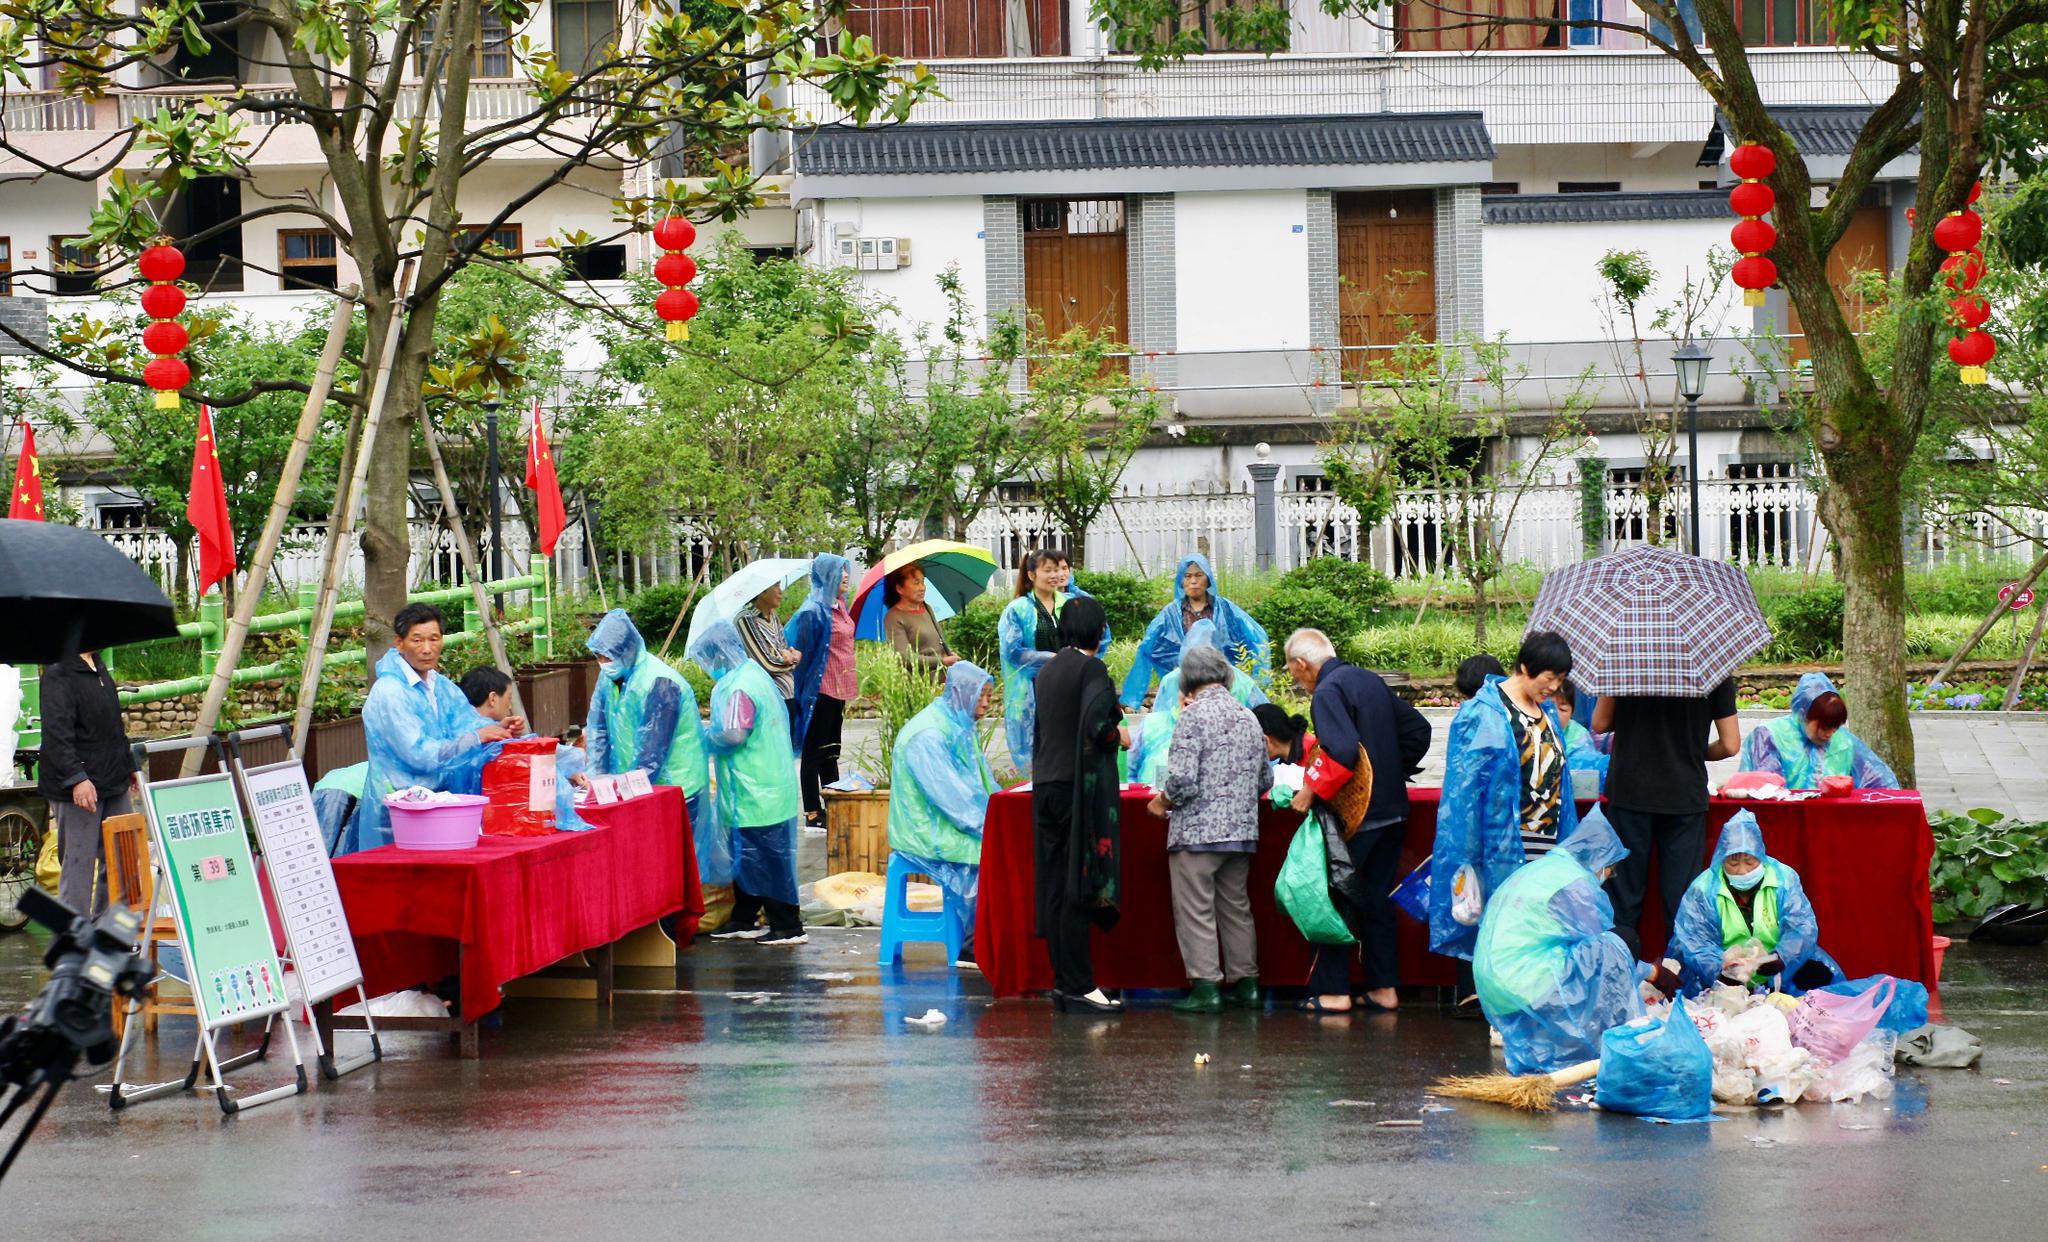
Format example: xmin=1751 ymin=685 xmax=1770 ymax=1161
xmin=385 ymin=793 xmax=487 ymax=851
xmin=1931 ymin=934 xmax=1952 ymax=983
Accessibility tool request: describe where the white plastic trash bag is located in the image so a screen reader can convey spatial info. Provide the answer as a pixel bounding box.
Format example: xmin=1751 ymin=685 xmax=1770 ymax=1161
xmin=339 ymin=990 xmax=450 ymax=1019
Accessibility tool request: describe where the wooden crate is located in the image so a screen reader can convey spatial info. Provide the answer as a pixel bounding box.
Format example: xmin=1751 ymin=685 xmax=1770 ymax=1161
xmin=822 ymin=789 xmax=892 ymax=876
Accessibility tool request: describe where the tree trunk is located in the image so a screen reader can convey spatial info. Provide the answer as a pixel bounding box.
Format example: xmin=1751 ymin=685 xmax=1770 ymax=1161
xmin=1472 ymin=575 xmax=1488 ymax=645
xmin=1823 ymin=432 xmax=1915 ymax=786
xmin=362 ymin=347 xmax=422 ymax=667
xmin=1068 ymin=523 xmax=1089 ymax=570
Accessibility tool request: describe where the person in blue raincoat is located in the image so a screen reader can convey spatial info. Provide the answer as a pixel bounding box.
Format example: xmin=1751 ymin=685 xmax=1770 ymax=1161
xmin=785 ymin=554 xmax=855 ymax=827
xmin=587 ymin=609 xmax=719 ymax=873
xmin=1555 ymin=691 xmax=1610 ymax=795
xmin=1473 ymin=809 xmax=1670 ymax=1076
xmin=998 ymin=547 xmax=1110 ymax=778
xmin=1670 ymin=809 xmax=1844 ymax=996
xmin=1121 ymin=553 xmax=1269 ymax=709
xmin=888 ymin=661 xmax=998 ymax=961
xmin=1739 ymin=671 xmax=1900 ymax=790
xmin=691 ymin=619 xmax=806 ymax=945
xmin=343 ymin=603 xmax=523 ymax=855
xmin=1128 ymin=619 xmax=1267 ymax=786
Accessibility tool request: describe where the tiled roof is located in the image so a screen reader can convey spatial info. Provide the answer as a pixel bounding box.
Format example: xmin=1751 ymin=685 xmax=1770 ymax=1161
xmin=1483 ymin=190 xmax=1728 ymax=225
xmin=793 ymin=113 xmax=1495 ymax=176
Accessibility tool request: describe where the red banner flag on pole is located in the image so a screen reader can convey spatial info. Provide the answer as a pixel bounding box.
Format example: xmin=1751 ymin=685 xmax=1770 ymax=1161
xmin=187 ymin=404 xmax=236 ymax=594
xmin=524 ymin=398 xmax=566 ymax=558
xmin=8 ymin=419 xmax=42 ymax=520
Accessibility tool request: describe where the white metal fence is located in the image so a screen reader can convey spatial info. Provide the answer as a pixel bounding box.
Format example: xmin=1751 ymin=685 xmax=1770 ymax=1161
xmin=99 ymin=473 xmax=2048 ymax=603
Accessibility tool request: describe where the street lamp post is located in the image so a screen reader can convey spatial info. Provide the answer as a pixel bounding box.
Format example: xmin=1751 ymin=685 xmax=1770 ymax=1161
xmin=1671 ymin=339 xmax=1713 ymax=557
xmin=483 ymin=398 xmax=504 ymax=585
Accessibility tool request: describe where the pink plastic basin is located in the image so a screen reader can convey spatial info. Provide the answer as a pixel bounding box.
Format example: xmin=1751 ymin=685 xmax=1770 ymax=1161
xmin=1931 ymin=934 xmax=1952 ymax=982
xmin=385 ymin=793 xmax=488 ymax=851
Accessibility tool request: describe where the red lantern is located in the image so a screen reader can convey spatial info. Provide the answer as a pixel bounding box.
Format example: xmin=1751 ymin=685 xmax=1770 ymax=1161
xmin=1950 ymin=295 xmax=1991 ymax=330
xmin=1942 ymin=250 xmax=1987 ymax=292
xmin=1933 ymin=211 xmax=1985 ymax=253
xmin=1730 ymin=218 xmax=1777 ymax=255
xmin=1728 ymin=181 xmax=1775 ymax=219
xmin=1732 ymin=254 xmax=1777 ymax=297
xmin=140 ymin=283 xmax=187 ymax=319
xmin=143 ymin=356 xmax=190 ymax=407
xmin=651 ymin=216 xmax=696 ymax=251
xmin=653 ymin=252 xmax=697 ymax=288
xmin=1970 ymin=180 xmax=1984 ymax=204
xmin=1948 ymin=329 xmax=1995 ymax=384
xmin=656 ymin=287 xmax=699 ymax=341
xmin=1906 ymin=207 xmax=1916 ymax=226
xmin=1728 ymin=143 xmax=1777 ymax=181
xmin=142 ymin=320 xmax=189 ymax=356
xmin=137 ymin=244 xmax=185 ymax=283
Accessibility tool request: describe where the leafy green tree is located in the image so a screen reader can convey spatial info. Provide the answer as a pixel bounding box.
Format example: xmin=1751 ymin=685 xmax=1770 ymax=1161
xmin=1022 ymin=326 xmax=1163 ymax=568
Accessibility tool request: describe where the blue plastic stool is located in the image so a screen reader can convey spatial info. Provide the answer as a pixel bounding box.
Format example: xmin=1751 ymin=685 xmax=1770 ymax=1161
xmin=878 ymin=852 xmax=965 ymax=969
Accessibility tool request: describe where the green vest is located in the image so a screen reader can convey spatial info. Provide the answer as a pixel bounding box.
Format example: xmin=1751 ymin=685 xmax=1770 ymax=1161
xmin=1714 ymin=867 xmax=1782 ymax=954
xmin=1764 ymin=715 xmax=1856 ymax=789
xmin=601 ymin=652 xmax=708 ymax=797
xmin=887 ymin=702 xmax=990 ymax=866
xmin=712 ymin=663 xmax=800 ymax=829
xmin=1473 ymin=850 xmax=1586 ymax=1012
xmin=1136 ymin=670 xmax=1262 ymax=786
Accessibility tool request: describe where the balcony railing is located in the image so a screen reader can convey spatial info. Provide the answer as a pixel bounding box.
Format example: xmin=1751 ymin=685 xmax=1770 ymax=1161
xmin=0 ymin=91 xmax=95 ymax=132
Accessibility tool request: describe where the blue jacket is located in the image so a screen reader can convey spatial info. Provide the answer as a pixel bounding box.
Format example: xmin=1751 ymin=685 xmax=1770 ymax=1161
xmin=1120 ymin=552 xmax=1270 ymax=707
xmin=1670 ymin=810 xmax=1842 ymax=995
xmin=784 ymin=554 xmax=851 ymax=747
xmin=1307 ymin=658 xmax=1431 ymax=829
xmin=342 ymin=647 xmax=488 ymax=855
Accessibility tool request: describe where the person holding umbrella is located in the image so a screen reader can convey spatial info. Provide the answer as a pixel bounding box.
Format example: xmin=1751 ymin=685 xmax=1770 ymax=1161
xmin=693 ymin=619 xmax=806 ymax=946
xmin=737 ymin=582 xmax=803 ymax=740
xmin=883 ymin=565 xmax=957 ymax=678
xmin=785 ymin=555 xmax=855 ymax=828
xmin=1528 ymin=546 xmax=1769 ymax=957
xmin=851 ymin=540 xmax=999 ymax=676
xmin=39 ymin=649 xmax=137 ymax=913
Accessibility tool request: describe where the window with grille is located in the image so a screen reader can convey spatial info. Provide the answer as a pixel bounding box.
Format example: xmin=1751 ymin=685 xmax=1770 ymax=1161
xmin=0 ymin=237 xmax=11 ymax=297
xmin=418 ymin=7 xmax=513 ymax=78
xmin=1735 ymin=0 xmax=1832 ymax=46
xmin=552 ymin=0 xmax=618 ymax=74
xmin=278 ymin=229 xmax=340 ymax=290
xmin=459 ymin=223 xmax=523 ymax=256
xmin=50 ymin=235 xmax=98 ymax=295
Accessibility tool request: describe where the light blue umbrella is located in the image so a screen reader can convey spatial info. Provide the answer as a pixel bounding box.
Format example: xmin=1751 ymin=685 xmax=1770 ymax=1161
xmin=684 ymin=557 xmax=813 ymax=658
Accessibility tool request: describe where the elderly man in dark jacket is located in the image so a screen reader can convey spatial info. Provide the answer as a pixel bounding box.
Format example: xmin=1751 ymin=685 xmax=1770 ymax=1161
xmin=1285 ymin=627 xmax=1432 ymax=1014
xmin=40 ymin=651 xmax=137 ymax=914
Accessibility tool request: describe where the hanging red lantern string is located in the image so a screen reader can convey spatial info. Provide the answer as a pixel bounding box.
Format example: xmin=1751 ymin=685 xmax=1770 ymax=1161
xmin=1727 ymin=143 xmax=1777 ymax=307
xmin=138 ymin=241 xmax=187 ymax=409
xmin=1936 ymin=181 xmax=1995 ymax=385
xmin=651 ymin=215 xmax=698 ymax=342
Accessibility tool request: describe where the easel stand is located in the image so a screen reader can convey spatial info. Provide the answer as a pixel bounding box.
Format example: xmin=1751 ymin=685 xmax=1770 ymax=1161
xmin=108 ymin=738 xmax=306 ymax=1115
xmin=227 ymin=726 xmax=381 ymax=1079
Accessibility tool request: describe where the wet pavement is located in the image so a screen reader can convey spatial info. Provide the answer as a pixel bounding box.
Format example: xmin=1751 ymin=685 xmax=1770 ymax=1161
xmin=2 ymin=927 xmax=2045 ymax=1237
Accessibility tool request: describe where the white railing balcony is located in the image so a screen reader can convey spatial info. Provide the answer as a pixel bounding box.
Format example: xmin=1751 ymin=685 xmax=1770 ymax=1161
xmin=785 ymin=48 xmax=1895 ymax=146
xmin=115 ymin=86 xmax=304 ymax=129
xmin=0 ymin=91 xmax=94 ymax=132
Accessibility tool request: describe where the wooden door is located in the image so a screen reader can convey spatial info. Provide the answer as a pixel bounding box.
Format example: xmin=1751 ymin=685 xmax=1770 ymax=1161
xmin=1337 ymin=191 xmax=1436 ymax=376
xmin=1788 ymin=205 xmax=1889 ymax=363
xmin=1022 ymin=198 xmax=1129 ymax=344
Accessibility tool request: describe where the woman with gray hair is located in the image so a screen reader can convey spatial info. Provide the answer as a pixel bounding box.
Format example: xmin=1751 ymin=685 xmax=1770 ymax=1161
xmin=1146 ymin=644 xmax=1272 ymax=1013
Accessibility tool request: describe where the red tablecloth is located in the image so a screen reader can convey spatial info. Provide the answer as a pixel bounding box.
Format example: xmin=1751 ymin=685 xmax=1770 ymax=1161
xmin=332 ymin=785 xmax=701 ymax=1019
xmin=977 ymin=787 xmax=1935 ymax=998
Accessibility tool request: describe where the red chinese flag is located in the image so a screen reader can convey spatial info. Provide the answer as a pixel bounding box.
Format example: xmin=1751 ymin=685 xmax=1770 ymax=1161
xmin=524 ymin=399 xmax=567 ymax=557
xmin=8 ymin=420 xmax=42 ymax=520
xmin=187 ymin=405 xmax=236 ymax=594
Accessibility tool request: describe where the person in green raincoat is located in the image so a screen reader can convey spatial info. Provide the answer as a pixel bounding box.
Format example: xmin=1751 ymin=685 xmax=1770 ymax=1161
xmin=691 ymin=619 xmax=806 ymax=946
xmin=587 ymin=609 xmax=724 ymax=882
xmin=1738 ymin=671 xmax=1900 ymax=789
xmin=1127 ymin=619 xmax=1267 ymax=787
xmin=887 ymin=661 xmax=998 ymax=962
xmin=1670 ymin=809 xmax=1844 ymax=995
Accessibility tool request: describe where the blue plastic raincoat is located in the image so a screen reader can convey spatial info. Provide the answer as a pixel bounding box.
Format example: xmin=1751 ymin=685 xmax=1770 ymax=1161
xmin=1120 ymin=553 xmax=1270 ymax=707
xmin=997 ymin=584 xmax=1110 ymax=777
xmin=1670 ymin=809 xmax=1843 ymax=996
xmin=1127 ymin=620 xmax=1268 ymax=786
xmin=1472 ymin=808 xmax=1649 ymax=1076
xmin=1562 ymin=720 xmax=1610 ymax=794
xmin=342 ymin=647 xmax=491 ymax=855
xmin=690 ymin=620 xmax=800 ymax=905
xmin=1738 ymin=672 xmax=1899 ymax=789
xmin=784 ymin=554 xmax=850 ymax=748
xmin=586 ymin=608 xmax=706 ymax=849
xmin=888 ymin=662 xmax=996 ymax=936
xmin=1428 ymin=677 xmax=1580 ymax=960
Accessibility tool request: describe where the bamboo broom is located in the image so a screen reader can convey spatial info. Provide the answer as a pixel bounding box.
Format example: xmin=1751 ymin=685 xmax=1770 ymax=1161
xmin=1431 ymin=1060 xmax=1601 ymax=1113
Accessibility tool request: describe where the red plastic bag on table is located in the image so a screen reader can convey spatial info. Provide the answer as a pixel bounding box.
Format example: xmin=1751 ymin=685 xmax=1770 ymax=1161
xmin=482 ymin=736 xmax=560 ymax=836
xmin=1817 ymin=774 xmax=1854 ymax=798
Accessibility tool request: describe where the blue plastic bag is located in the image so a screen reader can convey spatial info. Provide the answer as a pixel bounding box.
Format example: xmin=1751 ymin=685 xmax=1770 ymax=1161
xmin=1391 ymin=858 xmax=1431 ymax=924
xmin=1819 ymin=974 xmax=1929 ymax=1035
xmin=1595 ymin=1009 xmax=1715 ymax=1121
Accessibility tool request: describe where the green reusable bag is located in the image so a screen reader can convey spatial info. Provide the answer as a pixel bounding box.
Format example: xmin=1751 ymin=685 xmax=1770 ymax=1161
xmin=1276 ymin=810 xmax=1358 ymax=946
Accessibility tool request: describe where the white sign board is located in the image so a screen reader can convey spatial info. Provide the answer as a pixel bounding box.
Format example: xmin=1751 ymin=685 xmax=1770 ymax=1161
xmin=240 ymin=759 xmax=364 ymax=1007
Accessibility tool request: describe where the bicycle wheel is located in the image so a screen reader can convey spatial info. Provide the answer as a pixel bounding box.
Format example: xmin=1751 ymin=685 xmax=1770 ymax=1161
xmin=0 ymin=806 xmax=43 ymax=930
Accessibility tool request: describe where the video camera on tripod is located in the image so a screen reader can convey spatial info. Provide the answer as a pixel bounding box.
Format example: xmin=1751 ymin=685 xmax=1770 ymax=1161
xmin=0 ymin=889 xmax=153 ymax=1182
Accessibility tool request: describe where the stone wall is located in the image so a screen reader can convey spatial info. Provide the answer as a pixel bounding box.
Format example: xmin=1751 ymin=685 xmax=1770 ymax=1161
xmin=121 ymin=681 xmax=295 ymax=739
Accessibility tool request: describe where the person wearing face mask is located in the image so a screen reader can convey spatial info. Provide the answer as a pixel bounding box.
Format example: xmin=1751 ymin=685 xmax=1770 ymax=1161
xmin=586 ymin=609 xmax=721 ymax=882
xmin=887 ymin=661 xmax=999 ymax=965
xmin=1471 ymin=808 xmax=1667 ymax=1076
xmin=1737 ymin=671 xmax=1900 ymax=790
xmin=1670 ymin=810 xmax=1843 ymax=996
xmin=1429 ymin=631 xmax=1582 ymax=1018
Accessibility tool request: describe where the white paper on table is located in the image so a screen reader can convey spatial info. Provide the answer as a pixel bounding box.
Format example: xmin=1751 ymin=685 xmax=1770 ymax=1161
xmin=620 ymin=770 xmax=654 ymax=799
xmin=589 ymin=774 xmax=622 ymax=804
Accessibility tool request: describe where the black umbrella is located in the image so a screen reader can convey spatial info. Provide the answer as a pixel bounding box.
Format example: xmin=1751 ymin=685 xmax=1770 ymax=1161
xmin=0 ymin=519 xmax=179 ymax=662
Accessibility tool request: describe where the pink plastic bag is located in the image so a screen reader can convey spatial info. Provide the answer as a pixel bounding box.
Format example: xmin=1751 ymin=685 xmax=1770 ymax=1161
xmin=1787 ymin=975 xmax=1895 ymax=1062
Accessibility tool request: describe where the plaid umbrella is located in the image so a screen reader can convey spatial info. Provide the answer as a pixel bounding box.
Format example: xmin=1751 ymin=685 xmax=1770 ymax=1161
xmin=1526 ymin=546 xmax=1772 ymax=697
